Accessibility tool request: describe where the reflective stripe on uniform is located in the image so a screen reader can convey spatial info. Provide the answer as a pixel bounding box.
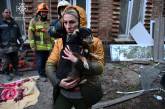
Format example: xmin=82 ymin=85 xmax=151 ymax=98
xmin=29 ymin=26 xmax=35 ymax=31
xmin=36 ymin=25 xmax=44 ymax=30
xmin=40 ymin=32 xmax=44 ymax=44
xmin=34 ymin=42 xmax=52 ymax=50
xmin=28 ymin=19 xmax=53 ymax=51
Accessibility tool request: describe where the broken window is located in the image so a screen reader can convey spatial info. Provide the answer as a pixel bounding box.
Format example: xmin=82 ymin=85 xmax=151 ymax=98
xmin=106 ymin=0 xmax=154 ymax=62
xmin=119 ymin=0 xmax=146 ymax=38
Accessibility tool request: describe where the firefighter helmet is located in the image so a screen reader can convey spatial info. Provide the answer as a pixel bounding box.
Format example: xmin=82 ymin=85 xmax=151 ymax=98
xmin=37 ymin=3 xmax=49 ymax=13
xmin=57 ymin=0 xmax=71 ymax=17
xmin=57 ymin=0 xmax=71 ymax=9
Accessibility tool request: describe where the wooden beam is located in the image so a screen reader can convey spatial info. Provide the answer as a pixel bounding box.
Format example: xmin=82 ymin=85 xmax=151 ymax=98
xmin=92 ymin=92 xmax=144 ymax=109
xmin=153 ymin=17 xmax=165 ymax=62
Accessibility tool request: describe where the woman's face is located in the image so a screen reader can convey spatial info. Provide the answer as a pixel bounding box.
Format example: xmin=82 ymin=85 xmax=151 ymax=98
xmin=63 ymin=14 xmax=79 ymax=34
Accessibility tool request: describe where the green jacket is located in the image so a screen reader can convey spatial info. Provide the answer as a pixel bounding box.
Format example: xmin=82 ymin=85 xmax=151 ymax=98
xmin=28 ymin=17 xmax=54 ymax=51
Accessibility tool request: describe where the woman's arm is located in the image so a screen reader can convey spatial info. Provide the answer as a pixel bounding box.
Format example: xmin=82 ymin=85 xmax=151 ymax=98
xmin=62 ymin=37 xmax=104 ymax=76
xmin=45 ymin=39 xmax=61 ymax=87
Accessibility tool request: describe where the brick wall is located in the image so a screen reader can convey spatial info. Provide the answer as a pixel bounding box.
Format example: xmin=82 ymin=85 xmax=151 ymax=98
xmin=98 ymin=0 xmax=113 ymax=41
xmin=95 ymin=0 xmax=155 ymax=42
xmin=152 ymin=0 xmax=164 ymax=18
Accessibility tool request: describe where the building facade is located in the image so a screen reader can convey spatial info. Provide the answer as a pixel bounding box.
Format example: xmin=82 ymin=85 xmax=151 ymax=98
xmin=0 ymin=0 xmax=164 ymax=42
xmin=0 ymin=0 xmax=165 ymax=63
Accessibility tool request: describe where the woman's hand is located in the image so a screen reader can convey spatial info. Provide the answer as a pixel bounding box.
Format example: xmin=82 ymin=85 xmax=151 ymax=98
xmin=62 ymin=45 xmax=78 ymax=63
xmin=59 ymin=77 xmax=80 ymax=89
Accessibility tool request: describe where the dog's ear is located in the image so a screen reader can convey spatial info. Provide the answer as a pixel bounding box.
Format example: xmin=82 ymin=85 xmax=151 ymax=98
xmin=79 ymin=28 xmax=93 ymax=47
xmin=79 ymin=28 xmax=92 ymax=37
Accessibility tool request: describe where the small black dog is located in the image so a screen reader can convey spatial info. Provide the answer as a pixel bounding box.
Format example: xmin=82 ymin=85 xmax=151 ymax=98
xmin=48 ymin=20 xmax=94 ymax=81
xmin=56 ymin=28 xmax=93 ymax=82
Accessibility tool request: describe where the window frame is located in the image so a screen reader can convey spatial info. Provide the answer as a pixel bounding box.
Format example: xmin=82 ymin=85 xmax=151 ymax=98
xmin=118 ymin=0 xmax=147 ymax=39
xmin=73 ymin=0 xmax=91 ymax=28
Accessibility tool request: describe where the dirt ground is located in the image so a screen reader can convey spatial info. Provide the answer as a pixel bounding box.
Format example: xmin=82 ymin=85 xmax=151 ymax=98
xmin=1 ymin=62 xmax=165 ymax=109
xmin=98 ymin=62 xmax=165 ymax=109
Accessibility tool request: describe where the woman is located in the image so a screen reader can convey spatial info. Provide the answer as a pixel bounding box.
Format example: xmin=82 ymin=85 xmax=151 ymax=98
xmin=46 ymin=6 xmax=104 ymax=109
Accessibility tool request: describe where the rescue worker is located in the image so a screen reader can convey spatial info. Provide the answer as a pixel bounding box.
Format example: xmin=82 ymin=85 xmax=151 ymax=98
xmin=48 ymin=0 xmax=71 ymax=38
xmin=28 ymin=3 xmax=54 ymax=80
xmin=0 ymin=9 xmax=24 ymax=80
xmin=46 ymin=6 xmax=104 ymax=109
xmin=57 ymin=0 xmax=71 ymax=19
xmin=48 ymin=0 xmax=87 ymax=39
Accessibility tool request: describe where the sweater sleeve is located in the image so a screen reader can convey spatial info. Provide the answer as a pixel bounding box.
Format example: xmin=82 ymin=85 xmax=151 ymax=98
xmin=46 ymin=39 xmax=62 ymax=86
xmin=45 ymin=62 xmax=60 ymax=87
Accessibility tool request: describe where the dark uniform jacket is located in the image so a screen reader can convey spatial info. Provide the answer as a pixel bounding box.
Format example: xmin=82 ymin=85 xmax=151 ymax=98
xmin=0 ymin=18 xmax=23 ymax=53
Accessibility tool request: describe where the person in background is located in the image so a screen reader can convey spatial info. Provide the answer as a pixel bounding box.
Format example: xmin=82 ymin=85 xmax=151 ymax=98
xmin=57 ymin=0 xmax=71 ymax=19
xmin=46 ymin=6 xmax=104 ymax=109
xmin=0 ymin=9 xmax=24 ymax=80
xmin=28 ymin=3 xmax=54 ymax=81
xmin=48 ymin=0 xmax=71 ymax=39
xmin=48 ymin=0 xmax=87 ymax=39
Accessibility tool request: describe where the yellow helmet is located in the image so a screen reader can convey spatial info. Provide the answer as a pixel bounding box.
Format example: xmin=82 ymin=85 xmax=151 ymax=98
xmin=37 ymin=3 xmax=49 ymax=13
